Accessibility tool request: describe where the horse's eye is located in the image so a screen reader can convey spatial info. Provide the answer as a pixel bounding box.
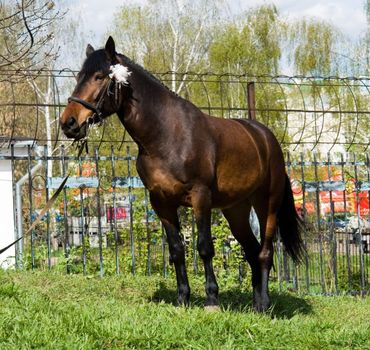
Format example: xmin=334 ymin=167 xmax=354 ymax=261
xmin=95 ymin=74 xmax=104 ymax=81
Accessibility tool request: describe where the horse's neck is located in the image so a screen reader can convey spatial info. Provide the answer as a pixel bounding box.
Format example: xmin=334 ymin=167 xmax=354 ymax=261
xmin=117 ymin=64 xmax=178 ymax=155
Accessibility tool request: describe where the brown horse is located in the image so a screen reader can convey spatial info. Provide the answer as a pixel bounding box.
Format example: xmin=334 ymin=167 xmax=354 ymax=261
xmin=60 ymin=36 xmax=304 ymax=312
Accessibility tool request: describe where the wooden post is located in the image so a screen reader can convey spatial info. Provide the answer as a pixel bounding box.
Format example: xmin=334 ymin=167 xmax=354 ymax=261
xmin=247 ymin=81 xmax=256 ymax=120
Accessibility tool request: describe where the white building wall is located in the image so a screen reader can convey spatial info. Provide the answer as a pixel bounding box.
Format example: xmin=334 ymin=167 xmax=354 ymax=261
xmin=0 ymin=160 xmax=15 ymax=267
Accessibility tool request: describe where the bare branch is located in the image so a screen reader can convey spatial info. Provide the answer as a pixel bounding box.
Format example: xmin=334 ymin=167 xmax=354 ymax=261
xmin=0 ymin=0 xmax=63 ymax=70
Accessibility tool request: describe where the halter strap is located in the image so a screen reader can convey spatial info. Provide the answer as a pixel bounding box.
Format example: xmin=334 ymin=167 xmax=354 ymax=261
xmin=67 ymin=96 xmax=100 ymax=115
xmin=67 ymin=79 xmax=114 ymax=125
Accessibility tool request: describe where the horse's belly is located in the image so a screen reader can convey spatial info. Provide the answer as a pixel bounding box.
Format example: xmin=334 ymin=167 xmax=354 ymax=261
xmin=212 ymin=167 xmax=264 ymax=208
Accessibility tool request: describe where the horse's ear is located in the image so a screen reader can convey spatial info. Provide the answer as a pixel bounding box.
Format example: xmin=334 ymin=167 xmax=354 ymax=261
xmin=105 ymin=36 xmax=116 ymax=61
xmin=86 ymin=44 xmax=95 ymax=57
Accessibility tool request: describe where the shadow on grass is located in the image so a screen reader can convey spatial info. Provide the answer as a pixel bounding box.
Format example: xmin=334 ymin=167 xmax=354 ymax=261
xmin=151 ymin=282 xmax=313 ymax=319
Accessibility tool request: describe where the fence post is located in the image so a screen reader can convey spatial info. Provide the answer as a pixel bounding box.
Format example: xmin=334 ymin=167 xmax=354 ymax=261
xmin=247 ymin=82 xmax=256 ymax=120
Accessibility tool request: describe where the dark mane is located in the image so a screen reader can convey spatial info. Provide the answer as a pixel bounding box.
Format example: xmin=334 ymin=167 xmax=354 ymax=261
xmin=79 ymin=48 xmax=177 ymax=97
xmin=119 ymin=54 xmax=178 ymax=97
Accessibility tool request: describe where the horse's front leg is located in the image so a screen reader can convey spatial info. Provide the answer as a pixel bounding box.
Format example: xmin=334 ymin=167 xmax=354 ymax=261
xmin=150 ymin=194 xmax=190 ymax=306
xmin=191 ymin=186 xmax=219 ymax=308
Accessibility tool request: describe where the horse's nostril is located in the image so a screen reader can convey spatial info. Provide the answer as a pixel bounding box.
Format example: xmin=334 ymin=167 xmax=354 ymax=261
xmin=67 ymin=116 xmax=77 ymax=127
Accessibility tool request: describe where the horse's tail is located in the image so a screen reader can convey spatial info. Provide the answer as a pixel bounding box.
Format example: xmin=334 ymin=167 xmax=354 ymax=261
xmin=277 ymin=174 xmax=306 ymax=263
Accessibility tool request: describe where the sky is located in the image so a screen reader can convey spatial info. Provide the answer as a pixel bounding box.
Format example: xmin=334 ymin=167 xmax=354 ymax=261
xmin=64 ymin=0 xmax=368 ymax=43
xmin=60 ymin=0 xmax=368 ymax=71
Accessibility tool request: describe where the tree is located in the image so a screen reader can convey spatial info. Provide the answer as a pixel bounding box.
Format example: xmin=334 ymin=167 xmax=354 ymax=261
xmin=287 ymin=18 xmax=342 ymax=76
xmin=0 ymin=0 xmax=65 ymax=147
xmin=203 ymin=5 xmax=287 ymax=141
xmin=363 ymin=0 xmax=370 ymax=73
xmin=110 ymin=0 xmax=223 ymax=94
xmin=209 ymin=4 xmax=282 ymax=75
xmin=0 ymin=0 xmax=64 ymax=71
xmin=0 ymin=0 xmax=88 ymax=159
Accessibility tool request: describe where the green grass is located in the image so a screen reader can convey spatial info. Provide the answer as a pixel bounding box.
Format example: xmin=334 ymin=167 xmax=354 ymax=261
xmin=0 ymin=270 xmax=369 ymax=350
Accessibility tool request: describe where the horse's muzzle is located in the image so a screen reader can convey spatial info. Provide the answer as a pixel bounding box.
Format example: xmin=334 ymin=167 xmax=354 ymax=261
xmin=61 ymin=116 xmax=87 ymax=140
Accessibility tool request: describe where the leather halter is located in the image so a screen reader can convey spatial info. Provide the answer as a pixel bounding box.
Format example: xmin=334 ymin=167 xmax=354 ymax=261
xmin=67 ymin=79 xmax=115 ymax=125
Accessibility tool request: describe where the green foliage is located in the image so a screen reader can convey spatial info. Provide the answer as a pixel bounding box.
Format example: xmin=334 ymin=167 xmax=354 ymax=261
xmin=211 ymin=212 xmax=244 ymax=275
xmin=288 ymin=19 xmax=340 ymax=76
xmin=109 ymin=2 xmax=368 ymax=77
xmin=209 ymin=5 xmax=282 ymax=75
xmin=110 ymin=0 xmax=220 ymax=88
xmin=69 ymin=2 xmax=370 ymax=155
xmin=337 ymin=265 xmax=364 ymax=292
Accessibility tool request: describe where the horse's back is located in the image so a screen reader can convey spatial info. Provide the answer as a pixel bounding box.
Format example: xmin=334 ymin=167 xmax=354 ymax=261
xmin=206 ymin=115 xmax=283 ymax=169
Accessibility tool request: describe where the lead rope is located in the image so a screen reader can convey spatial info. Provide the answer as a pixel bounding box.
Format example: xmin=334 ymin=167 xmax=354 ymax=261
xmin=0 ymin=134 xmax=90 ymax=255
xmin=0 ymin=175 xmax=70 ymax=255
xmin=0 ymin=118 xmax=96 ymax=255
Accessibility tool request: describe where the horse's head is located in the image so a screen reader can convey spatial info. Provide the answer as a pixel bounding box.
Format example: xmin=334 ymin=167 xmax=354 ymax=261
xmin=60 ymin=36 xmax=131 ymax=140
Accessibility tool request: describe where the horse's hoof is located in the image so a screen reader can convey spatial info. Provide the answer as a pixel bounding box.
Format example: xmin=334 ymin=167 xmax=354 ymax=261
xmin=253 ymin=290 xmax=270 ymax=313
xmin=204 ymin=305 xmax=221 ymax=312
xmin=253 ymin=302 xmax=270 ymax=313
xmin=176 ymin=299 xmax=189 ymax=308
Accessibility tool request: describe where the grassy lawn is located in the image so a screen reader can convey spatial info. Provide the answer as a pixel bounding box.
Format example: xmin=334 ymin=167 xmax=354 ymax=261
xmin=0 ymin=270 xmax=369 ymax=350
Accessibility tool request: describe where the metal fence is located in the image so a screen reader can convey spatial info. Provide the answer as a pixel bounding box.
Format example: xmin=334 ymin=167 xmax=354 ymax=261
xmin=0 ymin=69 xmax=369 ymax=152
xmin=0 ymin=69 xmax=369 ymax=295
xmin=0 ymin=146 xmax=368 ymax=294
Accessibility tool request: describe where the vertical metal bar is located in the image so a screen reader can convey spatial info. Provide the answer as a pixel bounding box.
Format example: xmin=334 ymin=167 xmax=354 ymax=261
xmin=276 ymin=228 xmax=283 ymax=292
xmin=191 ymin=211 xmax=197 ymax=274
xmin=300 ymin=152 xmax=310 ymax=292
xmin=282 ymin=250 xmax=290 ymax=282
xmin=351 ymin=153 xmax=360 ymax=292
xmin=341 ymin=153 xmax=352 ymax=292
xmin=61 ymin=145 xmax=70 ymax=273
xmin=127 ymin=146 xmax=135 ymax=275
xmin=327 ymin=152 xmax=338 ymax=294
xmin=78 ymin=154 xmax=87 ymax=276
xmin=282 ymin=153 xmax=291 ymax=287
xmin=353 ymin=154 xmax=366 ymax=294
xmin=314 ymin=153 xmax=326 ymax=293
xmin=219 ymin=77 xmax=225 ymax=118
xmin=161 ymin=223 xmax=167 ymax=277
xmin=95 ymin=147 xmax=104 ymax=277
xmin=27 ymin=145 xmax=35 ymax=270
xmin=11 ymin=144 xmax=21 ymax=268
xmin=238 ymin=247 xmax=244 ymax=284
xmin=287 ymin=152 xmax=298 ymax=290
xmin=44 ymin=145 xmax=51 ymax=270
xmin=365 ymin=153 xmax=370 ymax=291
xmin=145 ymin=188 xmax=151 ymax=275
xmin=247 ymin=82 xmax=256 ymax=120
xmin=79 ymin=186 xmax=87 ymax=276
xmin=110 ymin=146 xmax=119 ymax=275
xmin=351 ymin=152 xmax=361 ymax=293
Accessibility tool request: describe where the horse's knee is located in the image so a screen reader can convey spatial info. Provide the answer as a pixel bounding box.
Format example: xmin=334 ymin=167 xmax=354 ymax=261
xmin=169 ymin=242 xmax=185 ymax=264
xmin=197 ymin=239 xmax=215 ymax=260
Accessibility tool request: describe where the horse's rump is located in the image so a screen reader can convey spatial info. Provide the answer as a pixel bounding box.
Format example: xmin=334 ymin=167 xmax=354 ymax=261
xmin=206 ymin=116 xmax=285 ymax=208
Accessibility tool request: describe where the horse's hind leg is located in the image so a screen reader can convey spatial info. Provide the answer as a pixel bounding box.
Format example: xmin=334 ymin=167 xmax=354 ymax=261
xmin=150 ymin=194 xmax=190 ymax=306
xmin=222 ymin=201 xmax=263 ymax=310
xmin=191 ymin=186 xmax=219 ymax=308
xmin=252 ymin=192 xmax=281 ymax=312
